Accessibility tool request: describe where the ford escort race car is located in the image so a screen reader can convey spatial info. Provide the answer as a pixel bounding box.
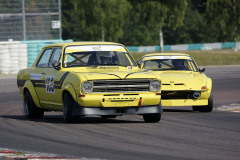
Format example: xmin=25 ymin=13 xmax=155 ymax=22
xmin=140 ymin=53 xmax=213 ymax=112
xmin=17 ymin=42 xmax=162 ymax=123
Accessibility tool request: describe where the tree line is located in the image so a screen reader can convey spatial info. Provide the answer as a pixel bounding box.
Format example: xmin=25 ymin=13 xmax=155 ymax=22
xmin=61 ymin=0 xmax=240 ymax=50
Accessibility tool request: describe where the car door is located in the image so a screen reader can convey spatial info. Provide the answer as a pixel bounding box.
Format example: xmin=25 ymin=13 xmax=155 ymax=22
xmin=33 ymin=48 xmax=53 ymax=104
xmin=34 ymin=47 xmax=66 ymax=110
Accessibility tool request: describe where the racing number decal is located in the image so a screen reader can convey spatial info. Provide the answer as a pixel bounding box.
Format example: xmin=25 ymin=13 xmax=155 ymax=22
xmin=45 ymin=76 xmax=55 ymax=93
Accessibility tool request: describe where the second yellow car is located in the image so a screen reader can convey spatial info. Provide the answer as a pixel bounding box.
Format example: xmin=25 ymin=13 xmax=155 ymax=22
xmin=140 ymin=53 xmax=213 ymax=112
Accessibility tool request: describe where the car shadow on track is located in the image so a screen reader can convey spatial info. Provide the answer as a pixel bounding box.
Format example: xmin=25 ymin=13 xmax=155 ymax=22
xmin=163 ymin=109 xmax=193 ymax=112
xmin=0 ymin=115 xmax=146 ymax=124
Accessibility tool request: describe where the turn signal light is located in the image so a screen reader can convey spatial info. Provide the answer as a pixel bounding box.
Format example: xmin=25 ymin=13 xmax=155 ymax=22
xmin=201 ymin=86 xmax=207 ymax=90
xmin=156 ymin=93 xmax=161 ymax=95
xmin=79 ymin=94 xmax=85 ymax=97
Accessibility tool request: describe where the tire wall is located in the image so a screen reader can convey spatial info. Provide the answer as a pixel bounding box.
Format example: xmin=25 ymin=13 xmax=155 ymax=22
xmin=0 ymin=39 xmax=73 ymax=74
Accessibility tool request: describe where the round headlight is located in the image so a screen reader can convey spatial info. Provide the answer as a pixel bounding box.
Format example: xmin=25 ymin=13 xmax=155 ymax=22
xmin=150 ymin=80 xmax=161 ymax=92
xmin=81 ymin=81 xmax=93 ymax=94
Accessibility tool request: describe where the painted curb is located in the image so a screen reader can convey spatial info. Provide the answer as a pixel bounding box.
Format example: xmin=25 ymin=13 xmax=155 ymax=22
xmin=215 ymin=103 xmax=240 ymax=112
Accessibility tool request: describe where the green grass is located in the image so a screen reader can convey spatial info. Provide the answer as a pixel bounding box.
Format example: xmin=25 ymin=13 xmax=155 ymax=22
xmin=131 ymin=49 xmax=240 ymax=66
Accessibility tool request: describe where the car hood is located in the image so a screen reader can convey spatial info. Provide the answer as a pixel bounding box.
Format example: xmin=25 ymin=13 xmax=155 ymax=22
xmin=153 ymin=71 xmax=207 ymax=91
xmin=76 ymin=71 xmax=156 ymax=80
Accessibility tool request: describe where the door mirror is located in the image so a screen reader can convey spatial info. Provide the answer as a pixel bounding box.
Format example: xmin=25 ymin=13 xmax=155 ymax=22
xmin=199 ymin=67 xmax=205 ymax=73
xmin=52 ymin=62 xmax=61 ymax=70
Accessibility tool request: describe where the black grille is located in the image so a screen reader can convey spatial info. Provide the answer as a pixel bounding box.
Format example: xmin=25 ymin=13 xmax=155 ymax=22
xmin=162 ymin=91 xmax=200 ymax=99
xmin=93 ymin=79 xmax=151 ymax=92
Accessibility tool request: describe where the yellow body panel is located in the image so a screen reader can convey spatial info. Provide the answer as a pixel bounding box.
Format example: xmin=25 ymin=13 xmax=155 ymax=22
xmin=17 ymin=42 xmax=161 ymax=114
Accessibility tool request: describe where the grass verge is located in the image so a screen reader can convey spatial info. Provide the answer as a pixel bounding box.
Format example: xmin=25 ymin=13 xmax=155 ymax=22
xmin=131 ymin=49 xmax=240 ymax=66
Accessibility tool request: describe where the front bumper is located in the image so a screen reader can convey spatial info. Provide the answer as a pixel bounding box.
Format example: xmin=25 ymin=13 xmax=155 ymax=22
xmin=78 ymin=92 xmax=161 ymax=107
xmin=72 ymin=103 xmax=162 ymax=116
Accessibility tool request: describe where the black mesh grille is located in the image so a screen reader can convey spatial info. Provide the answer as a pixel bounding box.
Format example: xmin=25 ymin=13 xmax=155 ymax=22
xmin=162 ymin=91 xmax=200 ymax=99
xmin=93 ymin=79 xmax=151 ymax=92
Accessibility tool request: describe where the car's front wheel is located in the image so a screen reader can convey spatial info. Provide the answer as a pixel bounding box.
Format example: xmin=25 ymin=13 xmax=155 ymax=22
xmin=143 ymin=113 xmax=161 ymax=123
xmin=63 ymin=93 xmax=74 ymax=123
xmin=24 ymin=90 xmax=44 ymax=119
xmin=199 ymin=93 xmax=213 ymax=112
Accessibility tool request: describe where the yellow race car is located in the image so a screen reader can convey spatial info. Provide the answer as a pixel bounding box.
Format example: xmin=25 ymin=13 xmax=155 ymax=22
xmin=140 ymin=53 xmax=213 ymax=112
xmin=17 ymin=42 xmax=162 ymax=123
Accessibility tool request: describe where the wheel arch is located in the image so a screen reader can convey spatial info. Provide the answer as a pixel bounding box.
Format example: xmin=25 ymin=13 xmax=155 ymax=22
xmin=62 ymin=83 xmax=78 ymax=103
xmin=23 ymin=80 xmax=41 ymax=108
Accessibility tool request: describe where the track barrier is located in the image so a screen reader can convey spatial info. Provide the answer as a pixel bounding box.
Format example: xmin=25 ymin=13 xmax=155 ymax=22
xmin=0 ymin=41 xmax=238 ymax=74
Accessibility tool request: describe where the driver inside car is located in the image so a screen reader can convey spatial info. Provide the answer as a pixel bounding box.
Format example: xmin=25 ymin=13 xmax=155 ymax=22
xmin=172 ymin=59 xmax=189 ymax=70
xmin=99 ymin=52 xmax=113 ymax=64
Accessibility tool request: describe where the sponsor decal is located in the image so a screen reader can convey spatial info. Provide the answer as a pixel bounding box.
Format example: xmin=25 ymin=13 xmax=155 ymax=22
xmin=92 ymin=46 xmax=102 ymax=51
xmin=144 ymin=55 xmax=191 ymax=60
xmin=30 ymin=72 xmax=70 ymax=89
xmin=65 ymin=45 xmax=126 ymax=53
xmin=30 ymin=73 xmax=42 ymax=80
xmin=45 ymin=76 xmax=55 ymax=93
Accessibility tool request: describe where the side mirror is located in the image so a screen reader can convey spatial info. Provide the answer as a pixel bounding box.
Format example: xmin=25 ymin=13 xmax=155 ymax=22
xmin=199 ymin=67 xmax=205 ymax=73
xmin=52 ymin=62 xmax=61 ymax=70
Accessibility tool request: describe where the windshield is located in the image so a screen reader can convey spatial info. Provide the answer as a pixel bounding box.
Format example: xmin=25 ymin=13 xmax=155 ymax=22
xmin=142 ymin=56 xmax=198 ymax=72
xmin=63 ymin=45 xmax=136 ymax=67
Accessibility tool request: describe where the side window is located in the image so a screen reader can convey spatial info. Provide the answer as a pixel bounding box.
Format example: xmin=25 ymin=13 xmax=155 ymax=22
xmin=36 ymin=49 xmax=52 ymax=68
xmin=48 ymin=48 xmax=62 ymax=67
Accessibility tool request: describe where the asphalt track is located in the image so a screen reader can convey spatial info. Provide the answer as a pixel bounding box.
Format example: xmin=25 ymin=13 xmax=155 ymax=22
xmin=0 ymin=66 xmax=240 ymax=160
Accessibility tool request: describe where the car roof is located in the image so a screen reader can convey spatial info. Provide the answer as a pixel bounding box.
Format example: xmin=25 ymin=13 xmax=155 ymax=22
xmin=142 ymin=53 xmax=190 ymax=58
xmin=43 ymin=41 xmax=123 ymax=49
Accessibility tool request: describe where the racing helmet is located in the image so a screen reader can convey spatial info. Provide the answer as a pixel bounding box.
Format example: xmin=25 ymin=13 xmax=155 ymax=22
xmin=97 ymin=51 xmax=113 ymax=64
xmin=172 ymin=59 xmax=185 ymax=67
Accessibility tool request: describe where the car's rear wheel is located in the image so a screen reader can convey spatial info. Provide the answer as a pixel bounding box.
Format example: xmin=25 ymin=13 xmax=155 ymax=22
xmin=63 ymin=93 xmax=74 ymax=123
xmin=143 ymin=113 xmax=161 ymax=123
xmin=101 ymin=115 xmax=117 ymax=119
xmin=24 ymin=90 xmax=44 ymax=119
xmin=199 ymin=93 xmax=213 ymax=112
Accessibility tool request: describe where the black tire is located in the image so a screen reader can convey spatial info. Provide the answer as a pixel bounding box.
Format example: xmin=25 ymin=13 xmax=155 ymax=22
xmin=101 ymin=115 xmax=117 ymax=119
xmin=63 ymin=93 xmax=74 ymax=123
xmin=24 ymin=90 xmax=44 ymax=119
xmin=143 ymin=113 xmax=161 ymax=123
xmin=192 ymin=106 xmax=200 ymax=111
xmin=199 ymin=93 xmax=213 ymax=112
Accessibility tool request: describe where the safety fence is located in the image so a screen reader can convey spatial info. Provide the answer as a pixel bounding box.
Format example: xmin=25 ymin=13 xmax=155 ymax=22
xmin=126 ymin=42 xmax=239 ymax=52
xmin=0 ymin=41 xmax=238 ymax=74
xmin=0 ymin=39 xmax=72 ymax=74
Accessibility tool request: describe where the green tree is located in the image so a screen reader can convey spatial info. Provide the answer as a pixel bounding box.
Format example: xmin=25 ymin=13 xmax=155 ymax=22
xmin=207 ymin=0 xmax=240 ymax=52
xmin=62 ymin=0 xmax=131 ymax=42
xmin=122 ymin=0 xmax=187 ymax=51
xmin=164 ymin=0 xmax=207 ymax=44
